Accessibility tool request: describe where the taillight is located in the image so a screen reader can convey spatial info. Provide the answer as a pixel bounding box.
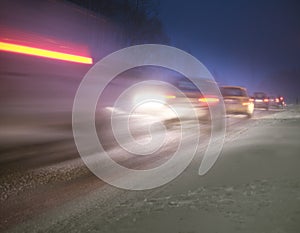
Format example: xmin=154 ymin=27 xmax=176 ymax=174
xmin=280 ymin=97 xmax=284 ymax=101
xmin=263 ymin=98 xmax=269 ymax=102
xmin=242 ymin=102 xmax=250 ymax=106
xmin=249 ymin=98 xmax=254 ymax=102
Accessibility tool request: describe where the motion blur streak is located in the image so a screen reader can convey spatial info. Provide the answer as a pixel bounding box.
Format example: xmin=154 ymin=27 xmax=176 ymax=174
xmin=0 ymin=41 xmax=93 ymax=64
xmin=198 ymin=97 xmax=219 ymax=103
xmin=165 ymin=95 xmax=176 ymax=99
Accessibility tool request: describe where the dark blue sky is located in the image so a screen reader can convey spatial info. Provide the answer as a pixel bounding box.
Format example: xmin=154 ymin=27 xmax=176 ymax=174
xmin=159 ymin=0 xmax=300 ymax=101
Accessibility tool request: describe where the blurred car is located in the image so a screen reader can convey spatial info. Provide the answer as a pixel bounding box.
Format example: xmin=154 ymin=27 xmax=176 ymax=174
xmin=129 ymin=77 xmax=221 ymax=127
xmin=278 ymin=96 xmax=286 ymax=107
xmin=220 ymin=86 xmax=254 ymax=118
xmin=268 ymin=96 xmax=285 ymax=108
xmin=251 ymin=92 xmax=269 ymax=110
xmin=163 ymin=78 xmax=220 ymax=124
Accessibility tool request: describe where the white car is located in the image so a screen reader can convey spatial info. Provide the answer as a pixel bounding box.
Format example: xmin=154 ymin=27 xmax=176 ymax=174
xmin=220 ymin=86 xmax=254 ymax=118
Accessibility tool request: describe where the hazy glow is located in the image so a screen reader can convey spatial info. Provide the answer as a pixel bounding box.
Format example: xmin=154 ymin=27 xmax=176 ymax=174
xmin=0 ymin=41 xmax=93 ymax=64
xmin=263 ymin=98 xmax=269 ymax=102
xmin=198 ymin=97 xmax=219 ymax=103
xmin=165 ymin=95 xmax=176 ymax=99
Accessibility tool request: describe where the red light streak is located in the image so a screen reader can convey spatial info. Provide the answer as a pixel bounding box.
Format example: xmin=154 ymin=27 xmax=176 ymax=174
xmin=165 ymin=95 xmax=176 ymax=99
xmin=0 ymin=41 xmax=93 ymax=64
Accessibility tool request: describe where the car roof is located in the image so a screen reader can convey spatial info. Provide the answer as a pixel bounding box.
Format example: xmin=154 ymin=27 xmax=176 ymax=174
xmin=254 ymin=92 xmax=266 ymax=94
xmin=220 ymin=86 xmax=247 ymax=91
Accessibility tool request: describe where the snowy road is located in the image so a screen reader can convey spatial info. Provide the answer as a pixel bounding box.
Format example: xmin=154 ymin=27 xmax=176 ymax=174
xmin=1 ymin=107 xmax=300 ymax=233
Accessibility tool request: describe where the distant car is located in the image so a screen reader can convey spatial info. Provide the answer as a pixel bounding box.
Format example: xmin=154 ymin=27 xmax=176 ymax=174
xmin=278 ymin=96 xmax=286 ymax=108
xmin=162 ymin=78 xmax=220 ymax=125
xmin=220 ymin=86 xmax=254 ymax=118
xmin=251 ymin=92 xmax=269 ymax=110
xmin=268 ymin=96 xmax=285 ymax=108
xmin=128 ymin=77 xmax=221 ymax=127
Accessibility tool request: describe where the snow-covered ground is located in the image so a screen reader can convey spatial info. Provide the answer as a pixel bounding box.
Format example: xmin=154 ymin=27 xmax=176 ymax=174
xmin=2 ymin=106 xmax=300 ymax=233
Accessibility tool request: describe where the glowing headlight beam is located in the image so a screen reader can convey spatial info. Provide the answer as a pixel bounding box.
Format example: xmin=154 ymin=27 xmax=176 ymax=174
xmin=0 ymin=41 xmax=93 ymax=64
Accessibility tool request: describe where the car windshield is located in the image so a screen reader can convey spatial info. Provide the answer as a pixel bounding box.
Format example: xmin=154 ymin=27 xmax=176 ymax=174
xmin=221 ymin=87 xmax=247 ymax=97
xmin=254 ymin=92 xmax=267 ymax=98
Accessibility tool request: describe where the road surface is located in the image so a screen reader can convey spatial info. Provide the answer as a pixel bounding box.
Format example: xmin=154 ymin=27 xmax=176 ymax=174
xmin=1 ymin=107 xmax=300 ymax=233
